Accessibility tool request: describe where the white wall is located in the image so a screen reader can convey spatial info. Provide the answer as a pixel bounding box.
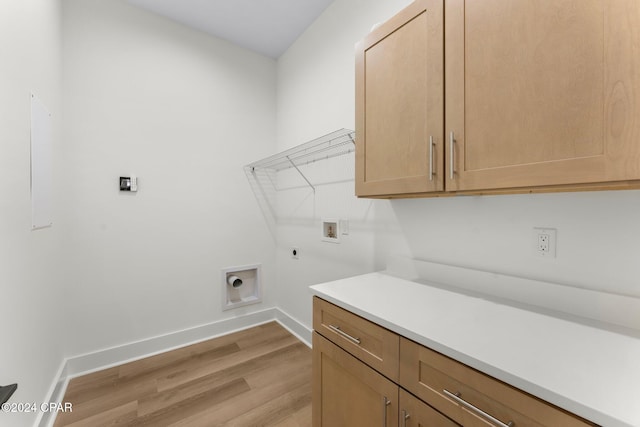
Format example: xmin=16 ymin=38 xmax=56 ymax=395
xmin=393 ymin=190 xmax=640 ymax=297
xmin=0 ymin=1 xmax=66 ymax=426
xmin=275 ymin=0 xmax=414 ymax=328
xmin=61 ymin=0 xmax=278 ymax=357
xmin=275 ymin=0 xmax=640 ymax=331
xmin=277 ymin=0 xmax=413 ymax=148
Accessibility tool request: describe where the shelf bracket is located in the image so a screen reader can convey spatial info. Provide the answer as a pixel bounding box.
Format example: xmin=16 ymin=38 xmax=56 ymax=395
xmin=286 ymin=155 xmax=315 ymax=192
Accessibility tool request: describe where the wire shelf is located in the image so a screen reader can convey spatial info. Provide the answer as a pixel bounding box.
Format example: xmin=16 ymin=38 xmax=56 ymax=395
xmin=245 ymin=129 xmax=355 ymax=178
xmin=245 ymin=129 xmax=355 ymax=237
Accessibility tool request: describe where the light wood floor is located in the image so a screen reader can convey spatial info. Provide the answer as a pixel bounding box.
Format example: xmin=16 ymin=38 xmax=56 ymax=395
xmin=54 ymin=322 xmax=312 ymax=427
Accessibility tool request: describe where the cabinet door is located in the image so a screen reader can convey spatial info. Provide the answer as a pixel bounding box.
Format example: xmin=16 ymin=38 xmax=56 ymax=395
xmin=355 ymin=0 xmax=444 ymax=197
xmin=313 ymin=332 xmax=399 ymax=427
xmin=445 ymin=0 xmax=640 ymax=192
xmin=400 ymin=389 xmax=460 ymax=427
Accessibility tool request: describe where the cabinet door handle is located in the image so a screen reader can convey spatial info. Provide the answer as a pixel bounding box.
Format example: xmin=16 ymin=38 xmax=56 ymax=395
xmin=429 ymin=136 xmax=435 ymax=181
xmin=449 ymin=131 xmax=455 ymax=180
xmin=443 ymin=389 xmax=514 ymax=427
xmin=401 ymin=409 xmax=410 ymax=427
xmin=382 ymin=396 xmax=391 ymax=427
xmin=328 ymin=324 xmax=361 ymax=345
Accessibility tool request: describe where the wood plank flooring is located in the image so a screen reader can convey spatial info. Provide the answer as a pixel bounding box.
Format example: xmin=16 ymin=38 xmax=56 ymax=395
xmin=54 ymin=322 xmax=312 ymax=427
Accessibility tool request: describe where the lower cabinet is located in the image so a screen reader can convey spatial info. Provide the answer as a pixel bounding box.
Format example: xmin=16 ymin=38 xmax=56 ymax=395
xmin=313 ymin=332 xmax=459 ymax=427
xmin=313 ymin=332 xmax=399 ymax=427
xmin=400 ymin=389 xmax=461 ymax=427
xmin=312 ymin=297 xmax=595 ymax=427
xmin=399 ymin=338 xmax=593 ymax=427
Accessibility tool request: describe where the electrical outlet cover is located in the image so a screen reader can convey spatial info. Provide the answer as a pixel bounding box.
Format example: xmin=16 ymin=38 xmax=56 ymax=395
xmin=533 ymin=227 xmax=557 ymax=258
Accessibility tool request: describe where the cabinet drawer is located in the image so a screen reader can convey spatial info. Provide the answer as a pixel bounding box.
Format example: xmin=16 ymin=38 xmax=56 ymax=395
xmin=399 ymin=338 xmax=594 ymax=427
xmin=313 ymin=297 xmax=399 ymax=381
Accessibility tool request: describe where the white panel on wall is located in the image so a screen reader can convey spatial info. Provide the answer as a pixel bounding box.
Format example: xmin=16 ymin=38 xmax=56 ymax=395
xmin=30 ymin=93 xmax=53 ymax=230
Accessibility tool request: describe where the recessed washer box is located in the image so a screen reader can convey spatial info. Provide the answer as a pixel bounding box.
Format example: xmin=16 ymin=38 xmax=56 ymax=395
xmin=221 ymin=264 xmax=262 ymax=311
xmin=322 ymin=219 xmax=340 ymax=243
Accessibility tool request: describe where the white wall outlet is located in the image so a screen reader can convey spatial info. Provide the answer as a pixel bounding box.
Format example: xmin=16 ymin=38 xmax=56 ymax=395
xmin=533 ymin=227 xmax=557 ymax=258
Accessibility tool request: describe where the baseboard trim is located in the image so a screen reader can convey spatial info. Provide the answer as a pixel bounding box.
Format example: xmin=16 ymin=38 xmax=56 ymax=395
xmin=35 ymin=361 xmax=69 ymax=427
xmin=64 ymin=308 xmax=280 ymax=379
xmin=275 ymin=308 xmax=312 ymax=348
xmin=38 ymin=307 xmax=312 ymax=427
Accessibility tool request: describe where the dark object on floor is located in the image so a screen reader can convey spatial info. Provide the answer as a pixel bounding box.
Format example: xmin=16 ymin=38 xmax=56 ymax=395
xmin=0 ymin=384 xmax=17 ymax=405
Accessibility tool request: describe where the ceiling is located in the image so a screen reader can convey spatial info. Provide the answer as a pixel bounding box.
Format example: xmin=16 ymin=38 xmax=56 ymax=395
xmin=127 ymin=0 xmax=335 ymax=58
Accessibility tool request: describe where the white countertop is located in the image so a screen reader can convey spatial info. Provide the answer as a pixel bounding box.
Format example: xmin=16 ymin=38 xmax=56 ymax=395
xmin=310 ymin=272 xmax=640 ymax=427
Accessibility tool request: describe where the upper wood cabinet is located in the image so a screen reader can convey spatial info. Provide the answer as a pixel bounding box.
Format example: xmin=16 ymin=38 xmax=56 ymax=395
xmin=446 ymin=0 xmax=640 ymax=192
xmin=356 ymin=0 xmax=640 ymax=197
xmin=355 ymin=0 xmax=444 ymax=197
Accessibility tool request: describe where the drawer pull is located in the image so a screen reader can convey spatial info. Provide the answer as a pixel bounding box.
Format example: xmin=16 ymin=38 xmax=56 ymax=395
xmin=382 ymin=396 xmax=391 ymax=427
xmin=449 ymin=131 xmax=455 ymax=180
xmin=443 ymin=389 xmax=514 ymax=427
xmin=328 ymin=324 xmax=361 ymax=345
xmin=429 ymin=135 xmax=435 ymax=181
xmin=401 ymin=409 xmax=410 ymax=427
